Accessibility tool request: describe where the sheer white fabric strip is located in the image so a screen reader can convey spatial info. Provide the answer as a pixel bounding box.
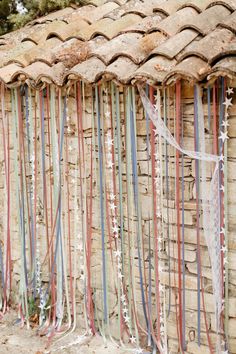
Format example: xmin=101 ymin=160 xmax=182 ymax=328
xmin=138 ymin=85 xmax=222 ymax=352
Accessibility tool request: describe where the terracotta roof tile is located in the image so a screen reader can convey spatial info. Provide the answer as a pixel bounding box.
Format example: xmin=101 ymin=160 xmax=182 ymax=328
xmin=24 ymin=21 xmax=67 ymax=45
xmin=68 ymin=57 xmax=106 ymax=83
xmin=73 ymin=17 xmax=114 ymax=40
xmin=208 ymin=57 xmax=236 ymax=80
xmin=178 ymin=28 xmax=235 ymax=63
xmin=219 ymin=11 xmax=236 ymax=34
xmin=84 ymin=2 xmax=120 ymax=22
xmin=93 ymin=13 xmax=142 ymax=39
xmin=46 ymin=18 xmax=89 ymax=41
xmin=103 ymin=57 xmax=138 ymax=83
xmin=164 ymin=56 xmax=210 ymax=84
xmin=29 ymin=7 xmax=76 ymax=25
xmin=149 ymin=28 xmax=198 ymax=59
xmin=152 ymin=7 xmax=198 ymax=36
xmin=102 ymin=0 xmax=159 ymax=20
xmin=1 ymin=0 xmax=236 ymax=86
xmin=0 ymin=41 xmax=36 ymax=68
xmin=178 ymin=0 xmax=220 ymax=12
xmin=133 ymin=56 xmax=176 ymax=83
xmin=90 ymin=31 xmax=166 ymax=64
xmin=0 ymin=63 xmax=23 ymax=84
xmin=119 ymin=14 xmax=164 ymax=33
xmin=154 ymin=0 xmax=193 ymax=16
xmin=206 ymin=0 xmax=236 ymax=11
xmin=180 ymin=5 xmax=231 ymax=35
xmin=12 ymin=38 xmax=62 ymax=67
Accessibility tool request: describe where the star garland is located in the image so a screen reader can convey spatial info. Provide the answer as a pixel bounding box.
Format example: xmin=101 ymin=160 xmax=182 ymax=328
xmin=153 ymin=92 xmax=167 ymax=352
xmin=219 ymin=88 xmax=232 ymax=281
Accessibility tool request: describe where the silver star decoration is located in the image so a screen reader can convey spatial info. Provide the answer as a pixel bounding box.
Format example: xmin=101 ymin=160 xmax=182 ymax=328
xmin=113 ymin=227 xmax=119 ymax=236
xmin=130 ymin=335 xmax=136 ymax=344
xmin=222 ymin=120 xmax=229 ymax=128
xmin=107 ymin=160 xmax=114 ymax=169
xmin=118 ymin=272 xmax=124 ymax=280
xmin=218 ymin=131 xmax=229 ymax=143
xmin=223 ymin=97 xmax=232 ymax=109
xmin=220 ymin=185 xmax=225 ymax=193
xmin=105 ymin=111 xmax=111 ymax=119
xmin=221 ymin=246 xmax=227 ymax=253
xmin=123 ymin=307 xmax=128 ymax=315
xmin=112 ymin=217 xmax=118 ymax=225
xmin=219 ymin=154 xmax=224 ymax=161
xmin=114 ymin=250 xmax=121 ymax=258
xmin=226 ymin=87 xmax=233 ymax=96
xmin=124 ymin=315 xmax=130 ymax=323
xmin=121 ymin=294 xmax=126 ymax=303
xmin=110 ymin=193 xmax=116 ymax=201
xmin=105 ymin=137 xmax=113 ymax=148
xmin=110 ymin=202 xmax=116 ymax=212
xmin=220 ymin=227 xmax=226 ymax=235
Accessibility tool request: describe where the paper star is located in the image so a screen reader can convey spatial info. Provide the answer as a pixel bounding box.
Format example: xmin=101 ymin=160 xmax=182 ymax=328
xmin=219 ymin=131 xmax=229 ymax=143
xmin=121 ymin=294 xmax=126 ymax=303
xmin=110 ymin=202 xmax=116 ymax=211
xmin=220 ymin=227 xmax=226 ymax=235
xmin=112 ymin=217 xmax=118 ymax=225
xmin=77 ymin=244 xmax=83 ymax=252
xmin=124 ymin=315 xmax=130 ymax=323
xmin=118 ymin=272 xmax=124 ymax=280
xmin=123 ymin=307 xmax=128 ymax=315
xmin=220 ymin=185 xmax=225 ymax=193
xmin=112 ymin=225 xmax=119 ymax=234
xmin=222 ymin=120 xmax=229 ymax=128
xmin=130 ymin=335 xmax=136 ymax=344
xmin=105 ymin=111 xmax=111 ymax=119
xmin=110 ymin=193 xmax=116 ymax=201
xmin=153 ymin=128 xmax=159 ymax=136
xmin=154 ymin=104 xmax=159 ymax=111
xmin=105 ymin=137 xmax=113 ymax=148
xmin=107 ymin=160 xmax=114 ymax=169
xmin=219 ymin=154 xmax=224 ymax=161
xmin=223 ymin=97 xmax=232 ymax=109
xmin=114 ymin=250 xmax=121 ymax=258
xmin=221 ymin=246 xmax=228 ymax=253
xmin=226 ymin=87 xmax=234 ymax=96
xmin=223 ymin=258 xmax=228 ymax=265
xmin=68 ymin=145 xmax=73 ymax=152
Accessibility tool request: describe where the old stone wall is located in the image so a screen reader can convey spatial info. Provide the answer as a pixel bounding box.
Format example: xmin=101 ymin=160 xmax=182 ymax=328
xmin=0 ymin=80 xmax=235 ymax=353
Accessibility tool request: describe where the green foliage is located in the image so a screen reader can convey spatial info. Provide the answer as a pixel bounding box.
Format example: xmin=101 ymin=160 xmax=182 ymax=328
xmin=0 ymin=0 xmax=84 ymax=35
xmin=28 ymin=296 xmax=38 ymax=317
xmin=0 ymin=0 xmax=16 ymax=34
